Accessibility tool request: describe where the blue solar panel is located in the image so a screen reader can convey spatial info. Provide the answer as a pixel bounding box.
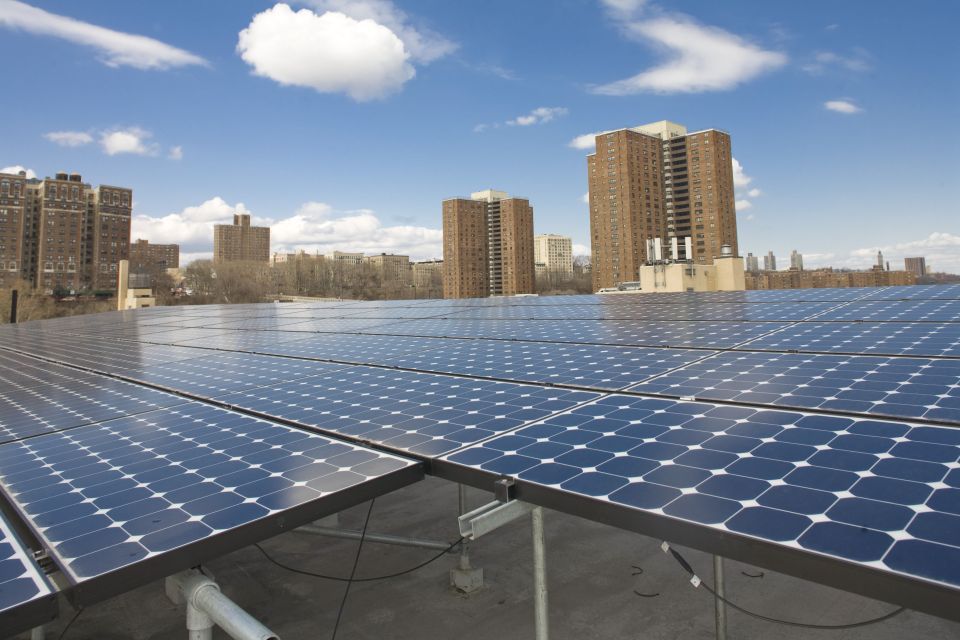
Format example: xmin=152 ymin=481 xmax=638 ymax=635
xmin=450 ymin=302 xmax=841 ymax=322
xmin=0 ymin=512 xmax=57 ymax=636
xmin=440 ymin=394 xmax=960 ymax=597
xmin=860 ymin=285 xmax=960 ymax=301
xmin=813 ymin=301 xmax=960 ymax=322
xmin=0 ymin=402 xmax=422 ymax=605
xmin=249 ymin=333 xmax=451 ymax=363
xmin=740 ymin=322 xmax=960 ymax=357
xmin=384 ymin=340 xmax=713 ymax=390
xmin=0 ymin=332 xmax=206 ymax=373
xmin=629 ymin=351 xmax=960 ymax=423
xmin=216 ymin=365 xmax=598 ymax=457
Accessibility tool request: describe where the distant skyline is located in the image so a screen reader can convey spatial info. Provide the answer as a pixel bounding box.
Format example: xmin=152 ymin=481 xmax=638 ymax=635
xmin=1 ymin=0 xmax=957 ymax=272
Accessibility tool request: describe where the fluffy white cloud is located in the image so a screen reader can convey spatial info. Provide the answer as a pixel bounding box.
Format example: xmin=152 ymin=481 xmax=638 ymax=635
xmin=731 ymin=157 xmax=752 ymax=187
xmin=569 ymin=131 xmax=605 ymax=150
xmin=168 ymin=146 xmax=183 ymax=160
xmin=0 ymin=165 xmax=37 ymax=178
xmin=237 ymin=4 xmax=415 ymax=101
xmin=572 ymin=243 xmax=591 ymax=256
xmin=825 ymin=99 xmax=863 ymax=114
xmin=600 ymin=0 xmax=648 ymax=19
xmin=134 ymin=198 xmax=444 ymax=262
xmin=735 ymin=199 xmax=753 ymax=211
xmin=43 ymin=130 xmax=93 ymax=147
xmin=802 ymin=49 xmax=870 ymax=74
xmin=581 ymin=192 xmax=590 ymax=204
xmin=100 ymin=127 xmax=157 ymax=156
xmin=303 ymin=0 xmax=455 ymax=63
xmin=593 ymin=17 xmax=786 ymax=95
xmin=747 ymin=188 xmax=762 ymax=198
xmin=507 ymin=107 xmax=568 ymax=127
xmin=802 ymin=233 xmax=960 ymax=274
xmin=0 ymin=0 xmax=206 ymax=70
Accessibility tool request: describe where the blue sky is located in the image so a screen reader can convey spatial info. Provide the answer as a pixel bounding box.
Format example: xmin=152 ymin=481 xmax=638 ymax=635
xmin=1 ymin=0 xmax=958 ymax=271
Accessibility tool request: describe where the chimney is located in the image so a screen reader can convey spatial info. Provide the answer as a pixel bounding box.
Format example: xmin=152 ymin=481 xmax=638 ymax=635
xmin=720 ymin=244 xmax=732 ymax=257
xmin=117 ymin=260 xmax=129 ymax=311
xmin=69 ymin=173 xmax=82 ymax=182
xmin=55 ymin=172 xmax=68 ymax=181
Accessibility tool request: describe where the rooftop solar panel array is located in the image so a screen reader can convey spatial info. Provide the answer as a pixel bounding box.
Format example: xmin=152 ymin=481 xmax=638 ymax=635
xmin=0 ymin=510 xmax=57 ymax=633
xmin=0 ymin=284 xmax=958 ymax=624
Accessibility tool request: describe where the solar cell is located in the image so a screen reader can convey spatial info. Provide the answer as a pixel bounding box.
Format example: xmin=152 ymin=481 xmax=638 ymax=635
xmin=0 ymin=402 xmax=422 ymax=605
xmin=450 ymin=302 xmax=841 ymax=322
xmin=740 ymin=322 xmax=960 ymax=357
xmin=0 ymin=512 xmax=57 ymax=636
xmin=216 ymin=365 xmax=599 ymax=457
xmin=438 ymin=394 xmax=960 ymax=619
xmin=629 ymin=351 xmax=960 ymax=423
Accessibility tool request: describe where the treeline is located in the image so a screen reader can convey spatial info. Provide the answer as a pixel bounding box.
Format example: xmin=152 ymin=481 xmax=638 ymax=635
xmin=535 ymin=256 xmax=593 ymax=296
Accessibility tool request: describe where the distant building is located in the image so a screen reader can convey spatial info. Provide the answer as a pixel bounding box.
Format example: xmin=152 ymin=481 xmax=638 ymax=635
xmin=273 ymin=250 xmax=322 ymax=265
xmin=130 ymin=239 xmax=179 ymax=272
xmin=764 ymin=251 xmax=777 ymax=272
xmin=746 ymin=267 xmax=916 ymax=290
xmin=790 ymin=249 xmax=803 ymax=271
xmin=442 ymin=189 xmax=534 ymax=299
xmin=326 ymin=251 xmax=363 ymax=265
xmin=636 ymin=244 xmax=744 ymax=293
xmin=412 ymin=259 xmax=442 ymax=288
xmin=0 ymin=169 xmax=131 ymax=292
xmin=587 ymin=120 xmax=739 ymax=291
xmin=904 ymin=257 xmax=927 ymax=277
xmin=534 ymin=234 xmax=573 ymax=276
xmin=744 ymin=253 xmax=760 ymax=273
xmin=365 ymin=253 xmax=411 ymax=284
xmin=213 ymin=214 xmax=270 ymax=263
xmin=874 ymin=250 xmax=885 ymax=271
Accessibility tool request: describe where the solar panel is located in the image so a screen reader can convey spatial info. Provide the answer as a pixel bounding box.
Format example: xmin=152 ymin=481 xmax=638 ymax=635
xmin=449 ymin=301 xmax=841 ymax=322
xmin=0 ymin=512 xmax=57 ymax=636
xmin=629 ymin=351 xmax=960 ymax=423
xmin=437 ymin=394 xmax=960 ymax=619
xmin=0 ymin=402 xmax=422 ymax=605
xmin=740 ymin=322 xmax=960 ymax=357
xmin=813 ymin=301 xmax=960 ymax=322
xmin=216 ymin=365 xmax=598 ymax=457
xmin=246 ymin=333 xmax=452 ymax=363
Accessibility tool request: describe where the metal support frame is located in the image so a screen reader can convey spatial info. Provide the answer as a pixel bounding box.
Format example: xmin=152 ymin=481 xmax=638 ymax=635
xmin=713 ymin=555 xmax=727 ymax=640
xmin=9 ymin=289 xmax=17 ymax=324
xmin=166 ymin=569 xmax=279 ymax=640
xmin=531 ymin=507 xmax=549 ymax=640
xmin=297 ymin=524 xmax=455 ymax=553
xmin=451 ymin=484 xmax=484 ymax=592
xmin=30 ymin=626 xmax=44 ymax=640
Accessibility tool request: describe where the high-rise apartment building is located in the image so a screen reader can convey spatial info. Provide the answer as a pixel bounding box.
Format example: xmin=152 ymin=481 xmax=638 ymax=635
xmin=130 ymin=238 xmax=180 ymax=272
xmin=534 ymin=234 xmax=573 ymax=276
xmin=0 ymin=169 xmax=131 ymax=292
xmin=587 ymin=120 xmax=739 ymax=291
xmin=904 ymin=257 xmax=927 ymax=277
xmin=442 ymin=189 xmax=534 ymax=299
xmin=790 ymin=250 xmax=804 ymax=271
xmin=365 ymin=253 xmax=411 ymax=285
xmin=764 ymin=251 xmax=777 ymax=272
xmin=213 ymin=214 xmax=270 ymax=263
xmin=744 ymin=252 xmax=760 ymax=273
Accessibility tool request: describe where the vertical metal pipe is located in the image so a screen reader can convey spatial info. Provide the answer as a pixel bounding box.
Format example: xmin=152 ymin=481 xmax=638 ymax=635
xmin=458 ymin=484 xmax=471 ymax=569
xmin=713 ymin=555 xmax=727 ymax=640
xmin=30 ymin=626 xmax=44 ymax=640
xmin=532 ymin=507 xmax=549 ymax=640
xmin=9 ymin=289 xmax=18 ymax=324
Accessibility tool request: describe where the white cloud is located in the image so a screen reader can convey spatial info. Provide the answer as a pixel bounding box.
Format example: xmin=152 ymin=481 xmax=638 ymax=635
xmin=600 ymin=0 xmax=648 ymax=19
xmin=100 ymin=127 xmax=157 ymax=156
xmin=802 ymin=49 xmax=870 ymax=74
xmin=592 ymin=16 xmax=786 ymax=95
xmin=43 ymin=131 xmax=93 ymax=147
xmin=134 ymin=197 xmax=444 ymax=261
xmin=0 ymin=0 xmax=207 ymax=70
xmin=825 ymin=99 xmax=863 ymax=114
xmin=168 ymin=146 xmax=183 ymax=160
xmin=801 ymin=233 xmax=960 ymax=274
xmin=731 ymin=157 xmax=752 ymax=187
xmin=735 ymin=199 xmax=753 ymax=211
xmin=303 ymin=0 xmax=455 ymax=64
xmin=573 ymin=243 xmax=591 ymax=256
xmin=569 ymin=131 xmax=604 ymax=150
xmin=507 ymin=107 xmax=568 ymax=127
xmin=1 ymin=165 xmax=37 ymax=178
xmin=237 ymin=4 xmax=415 ymax=101
xmin=582 ymin=192 xmax=590 ymax=204
xmin=747 ymin=188 xmax=762 ymax=198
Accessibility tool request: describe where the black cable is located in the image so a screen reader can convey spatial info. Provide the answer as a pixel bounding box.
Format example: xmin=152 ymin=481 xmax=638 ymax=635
xmin=664 ymin=544 xmax=906 ymax=630
xmin=330 ymin=498 xmax=375 ymax=640
xmin=254 ymin=536 xmax=464 ymax=583
xmin=56 ymin=607 xmax=83 ymax=640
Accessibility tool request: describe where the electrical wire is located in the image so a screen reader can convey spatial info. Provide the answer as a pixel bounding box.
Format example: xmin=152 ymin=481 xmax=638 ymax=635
xmin=330 ymin=498 xmax=376 ymax=640
xmin=662 ymin=543 xmax=906 ymax=630
xmin=254 ymin=536 xmax=464 ymax=583
xmin=56 ymin=607 xmax=83 ymax=640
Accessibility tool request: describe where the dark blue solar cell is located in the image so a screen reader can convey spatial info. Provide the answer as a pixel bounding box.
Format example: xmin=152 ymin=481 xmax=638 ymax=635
xmin=643 ymin=465 xmax=711 ymax=488
xmin=752 ymin=442 xmax=816 ymax=462
xmin=726 ymin=507 xmax=811 ymax=541
xmin=560 ymin=472 xmax=629 ymax=497
xmin=827 ymin=498 xmax=914 ymax=531
xmin=609 ymin=482 xmax=681 ymax=510
xmin=705 ymin=406 xmax=756 ymax=420
xmin=699 ymin=474 xmax=769 ymax=500
xmin=885 ymin=540 xmax=960 ymax=586
xmin=446 ymin=447 xmax=501 ymax=466
xmin=203 ymin=503 xmax=270 ymax=531
xmin=596 ymin=456 xmax=658 ymax=478
xmin=519 ymin=463 xmax=581 ymax=485
xmin=928 ymin=489 xmax=960 ymax=516
xmin=908 ymin=427 xmax=960 ymax=446
xmin=555 ymin=448 xmax=614 ymax=468
xmin=674 ymin=449 xmax=738 ymax=470
xmin=663 ymin=494 xmax=741 ymax=524
xmin=749 ymin=411 xmax=801 ymax=426
xmin=70 ymin=542 xmax=150 ymax=579
xmin=629 ymin=442 xmax=687 ymax=461
xmin=683 ymin=417 xmax=736 ymax=433
xmin=702 ymin=435 xmax=759 ymax=453
xmin=890 ymin=441 xmax=958 ymax=464
xmin=591 ymin=435 xmax=646 ymax=452
xmin=726 ymin=457 xmax=793 ymax=480
xmin=646 ymin=412 xmax=694 ymax=427
xmin=657 ymin=429 xmax=713 ymax=446
xmin=907 ymin=512 xmax=960 ymax=547
xmin=795 ymin=415 xmax=854 ymax=432
xmin=775 ymin=428 xmax=836 ymax=446
xmin=616 ymin=423 xmax=669 ymax=439
xmin=517 ymin=442 xmax=573 ymax=460
xmin=872 ymin=458 xmax=947 ymax=484
xmin=784 ymin=466 xmax=857 ymax=492
xmin=799 ymin=522 xmax=893 ymax=561
xmin=759 ymin=485 xmax=836 ymax=515
xmin=808 ymin=449 xmax=877 ymax=472
xmin=831 ymin=434 xmax=894 ymax=454
xmin=727 ymin=421 xmax=782 ymax=439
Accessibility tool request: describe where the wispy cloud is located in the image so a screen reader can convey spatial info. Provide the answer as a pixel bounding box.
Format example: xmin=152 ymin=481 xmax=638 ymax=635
xmin=168 ymin=145 xmax=183 ymax=161
xmin=802 ymin=49 xmax=871 ymax=74
xmin=0 ymin=165 xmax=36 ymax=179
xmin=476 ymin=106 xmax=568 ymax=133
xmin=568 ymin=131 xmax=606 ymax=150
xmin=802 ymin=233 xmax=960 ymax=274
xmin=824 ymin=99 xmax=863 ymax=114
xmin=43 ymin=131 xmax=93 ymax=147
xmin=0 ymin=0 xmax=207 ymax=70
